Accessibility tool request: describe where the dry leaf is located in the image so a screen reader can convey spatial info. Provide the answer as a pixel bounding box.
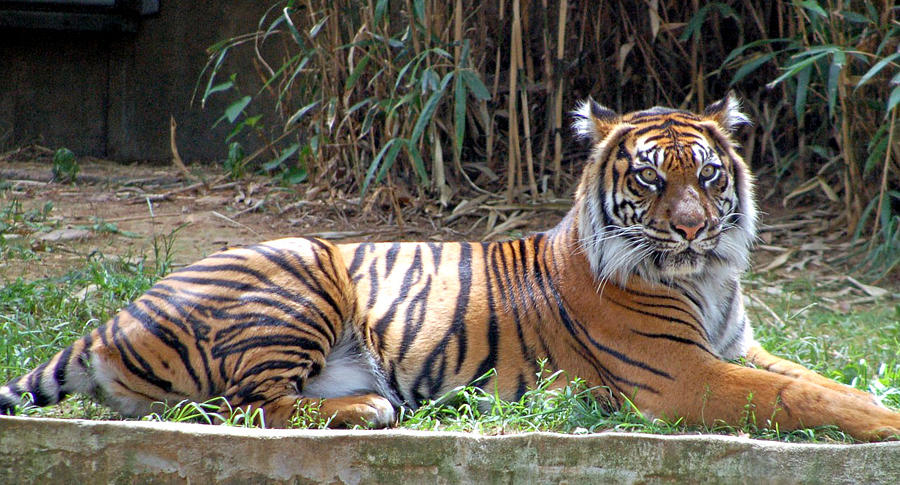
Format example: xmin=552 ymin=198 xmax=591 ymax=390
xmin=758 ymin=249 xmax=796 ymax=272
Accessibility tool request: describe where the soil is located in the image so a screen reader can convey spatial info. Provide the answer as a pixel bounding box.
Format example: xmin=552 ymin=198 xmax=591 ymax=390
xmin=0 ymin=159 xmax=566 ymax=280
xmin=0 ymin=156 xmax=895 ymax=295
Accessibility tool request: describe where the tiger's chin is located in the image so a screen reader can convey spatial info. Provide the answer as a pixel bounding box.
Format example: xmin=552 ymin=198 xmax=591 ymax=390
xmin=651 ymin=249 xmax=709 ymax=279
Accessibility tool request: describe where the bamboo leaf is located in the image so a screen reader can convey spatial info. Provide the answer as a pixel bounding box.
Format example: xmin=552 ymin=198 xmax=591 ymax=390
xmin=375 ymin=139 xmax=404 ymax=185
xmin=679 ymin=3 xmax=737 ymax=42
xmin=262 ymin=143 xmax=300 ymax=171
xmin=454 ymin=74 xmax=467 ymax=158
xmin=799 ymin=0 xmax=827 ymax=18
xmin=374 ymin=0 xmax=388 ymax=25
xmin=362 ymin=139 xmax=397 ymax=195
xmin=405 ymin=140 xmax=428 ymax=185
xmin=412 ymin=0 xmax=425 ymax=23
xmin=766 ymin=52 xmax=828 ymax=89
xmin=839 ymin=10 xmax=872 ymax=24
xmin=308 ymin=15 xmax=329 ymax=38
xmin=206 ymin=80 xmax=234 ymax=97
xmin=722 ymin=38 xmax=788 ymax=66
xmin=225 ymin=96 xmax=252 ymax=123
xmin=856 ymin=53 xmax=900 ymax=89
xmin=794 ymin=65 xmax=811 ymax=123
xmin=729 ymin=52 xmax=776 ymax=86
xmin=679 ymin=4 xmax=709 ymax=41
xmin=863 ymin=125 xmax=888 ymax=175
xmin=281 ymin=7 xmax=305 ymax=47
xmin=887 ymin=86 xmax=900 ymax=113
xmin=345 ymin=54 xmax=371 ymax=93
xmin=826 ymin=50 xmax=845 ymax=117
xmin=411 ymin=86 xmax=446 ymax=145
xmin=284 ymin=99 xmax=322 ymax=129
xmin=461 ymin=69 xmax=491 ymax=100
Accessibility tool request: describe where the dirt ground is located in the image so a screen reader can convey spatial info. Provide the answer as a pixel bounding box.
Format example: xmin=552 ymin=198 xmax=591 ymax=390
xmin=0 ymin=156 xmax=895 ymax=297
xmin=0 ymin=158 xmax=567 ymax=280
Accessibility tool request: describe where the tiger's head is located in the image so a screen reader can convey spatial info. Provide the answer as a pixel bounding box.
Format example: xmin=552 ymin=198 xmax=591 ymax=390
xmin=570 ymin=93 xmax=757 ymax=286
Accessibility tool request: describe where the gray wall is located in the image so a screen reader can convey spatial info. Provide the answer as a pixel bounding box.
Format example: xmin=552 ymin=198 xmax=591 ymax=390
xmin=0 ymin=2 xmax=272 ymax=162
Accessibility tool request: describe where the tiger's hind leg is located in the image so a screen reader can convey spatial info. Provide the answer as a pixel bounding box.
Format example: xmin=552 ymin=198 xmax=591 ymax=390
xmin=205 ymin=238 xmax=397 ymax=428
xmin=214 ymin=327 xmax=397 ymax=428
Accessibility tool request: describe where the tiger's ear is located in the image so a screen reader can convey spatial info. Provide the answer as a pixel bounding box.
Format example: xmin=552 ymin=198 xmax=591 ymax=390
xmin=572 ymin=98 xmax=619 ymax=144
xmin=703 ymin=91 xmax=751 ymax=134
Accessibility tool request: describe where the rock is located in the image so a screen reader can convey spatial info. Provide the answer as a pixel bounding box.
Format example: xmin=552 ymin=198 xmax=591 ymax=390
xmin=1 ymin=416 xmax=899 ymax=484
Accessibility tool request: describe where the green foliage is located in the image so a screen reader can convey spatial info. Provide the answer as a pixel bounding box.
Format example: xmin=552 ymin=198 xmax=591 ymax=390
xmin=721 ymin=1 xmax=900 ymax=277
xmin=0 ymin=199 xmax=54 ymax=260
xmin=51 ymin=148 xmax=79 ymax=184
xmin=143 ymin=397 xmax=268 ymax=428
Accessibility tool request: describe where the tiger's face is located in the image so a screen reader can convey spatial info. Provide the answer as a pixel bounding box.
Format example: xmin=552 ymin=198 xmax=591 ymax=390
xmin=572 ymin=94 xmax=757 ymax=285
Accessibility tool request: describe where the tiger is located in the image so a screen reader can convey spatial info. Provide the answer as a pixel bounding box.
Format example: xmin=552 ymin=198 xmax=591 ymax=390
xmin=2 ymin=94 xmax=899 ymax=440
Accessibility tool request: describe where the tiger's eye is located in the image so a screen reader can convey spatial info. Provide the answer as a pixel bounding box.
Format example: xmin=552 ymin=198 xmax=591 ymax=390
xmin=638 ymin=167 xmax=658 ymax=185
xmin=700 ymin=164 xmax=719 ymax=180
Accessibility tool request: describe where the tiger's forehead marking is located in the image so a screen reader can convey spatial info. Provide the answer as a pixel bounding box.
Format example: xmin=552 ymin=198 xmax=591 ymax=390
xmin=634 ymin=130 xmax=713 ymax=171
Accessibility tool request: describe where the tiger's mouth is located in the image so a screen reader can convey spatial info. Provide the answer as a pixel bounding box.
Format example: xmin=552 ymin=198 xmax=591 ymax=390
xmin=651 ymin=247 xmax=708 ymax=276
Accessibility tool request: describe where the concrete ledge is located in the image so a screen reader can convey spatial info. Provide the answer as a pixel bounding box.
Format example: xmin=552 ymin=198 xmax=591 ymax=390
xmin=2 ymin=416 xmax=899 ymax=484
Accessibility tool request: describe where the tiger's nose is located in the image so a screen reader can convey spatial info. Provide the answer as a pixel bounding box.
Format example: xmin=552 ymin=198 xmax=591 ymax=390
xmin=673 ymin=220 xmax=706 ymax=241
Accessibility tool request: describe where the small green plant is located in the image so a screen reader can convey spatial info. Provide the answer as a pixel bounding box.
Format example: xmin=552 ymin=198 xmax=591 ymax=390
xmin=400 ymin=362 xmax=648 ymax=434
xmin=144 ymin=398 xmax=225 ymax=425
xmin=51 ymin=148 xmax=80 ymax=183
xmin=0 ymin=199 xmax=54 ymax=260
xmin=289 ymin=399 xmax=335 ymax=429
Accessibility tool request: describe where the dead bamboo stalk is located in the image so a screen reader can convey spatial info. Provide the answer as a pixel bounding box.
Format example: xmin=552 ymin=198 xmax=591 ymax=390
xmin=552 ymin=0 xmax=567 ymax=192
xmin=507 ymin=0 xmax=522 ymax=202
xmin=514 ymin=0 xmax=538 ymax=199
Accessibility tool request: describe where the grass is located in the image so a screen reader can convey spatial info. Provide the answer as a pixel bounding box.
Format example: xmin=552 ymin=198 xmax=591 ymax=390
xmin=1 ymin=212 xmax=897 ymax=442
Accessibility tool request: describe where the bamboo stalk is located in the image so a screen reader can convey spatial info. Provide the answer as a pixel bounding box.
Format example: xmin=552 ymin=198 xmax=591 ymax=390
xmin=552 ymin=0 xmax=567 ymax=192
xmin=452 ymin=0 xmax=463 ymax=184
xmin=513 ymin=0 xmax=538 ymax=198
xmin=869 ymin=107 xmax=895 ymax=250
xmin=507 ymin=0 xmax=522 ymax=202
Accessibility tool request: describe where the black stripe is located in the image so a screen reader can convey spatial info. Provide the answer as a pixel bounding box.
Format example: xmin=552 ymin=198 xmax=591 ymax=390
xmin=372 ymin=246 xmax=424 ymax=343
xmin=551 ymin=280 xmax=671 ymax=382
xmin=27 ymin=362 xmax=54 ymax=406
xmin=607 ymin=298 xmax=705 ymax=338
xmin=366 ymin=259 xmax=380 ymax=310
xmin=348 ymin=243 xmax=374 ymax=278
xmin=109 ymin=317 xmax=174 ymax=393
xmin=633 ymin=119 xmax=700 ymax=136
xmin=211 ymin=335 xmax=325 ymax=359
xmin=239 ymin=360 xmax=305 ymax=379
xmin=252 ymin=244 xmax=346 ymax=325
xmin=53 ymin=345 xmax=74 ymax=399
xmin=398 ymin=277 xmax=432 ymax=362
xmin=472 ymin=242 xmax=500 ymax=383
xmin=631 ymin=330 xmax=714 ymax=355
xmin=427 ymin=242 xmax=443 ymax=270
xmin=127 ymin=301 xmax=203 ymax=391
xmin=385 ymin=243 xmax=401 ymax=275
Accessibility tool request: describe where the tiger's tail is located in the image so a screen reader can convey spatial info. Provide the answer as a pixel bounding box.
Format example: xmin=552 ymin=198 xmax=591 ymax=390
xmin=0 ymin=330 xmax=99 ymax=415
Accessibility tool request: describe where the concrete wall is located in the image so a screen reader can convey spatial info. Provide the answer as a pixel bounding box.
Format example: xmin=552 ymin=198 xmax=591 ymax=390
xmin=2 ymin=416 xmax=900 ymax=484
xmin=0 ymin=2 xmax=271 ymax=162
